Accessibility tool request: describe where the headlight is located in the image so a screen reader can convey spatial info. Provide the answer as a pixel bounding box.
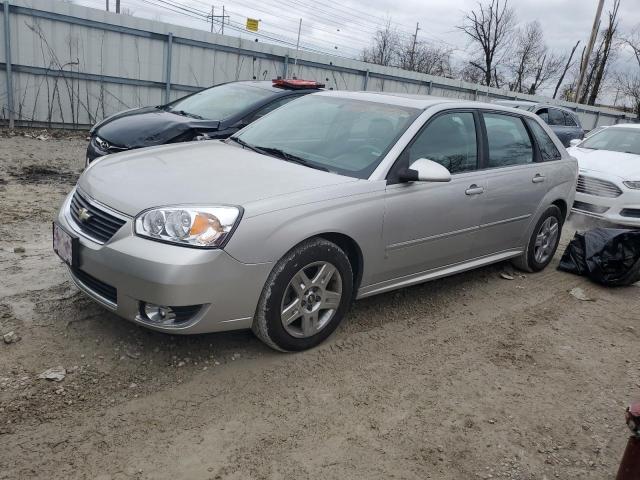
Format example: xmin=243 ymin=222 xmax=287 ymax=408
xmin=135 ymin=206 xmax=241 ymax=248
xmin=623 ymin=181 xmax=640 ymax=189
xmin=93 ymin=136 xmax=110 ymax=152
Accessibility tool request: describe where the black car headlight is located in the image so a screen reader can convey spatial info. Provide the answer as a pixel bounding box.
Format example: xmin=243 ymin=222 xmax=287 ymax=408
xmin=93 ymin=136 xmax=111 ymax=152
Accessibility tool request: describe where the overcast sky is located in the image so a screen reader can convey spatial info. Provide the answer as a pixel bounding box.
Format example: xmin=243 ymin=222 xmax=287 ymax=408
xmin=78 ymin=0 xmax=640 ymax=100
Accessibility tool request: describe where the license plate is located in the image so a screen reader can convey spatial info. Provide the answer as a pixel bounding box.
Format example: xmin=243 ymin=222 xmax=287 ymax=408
xmin=53 ymin=222 xmax=79 ymax=267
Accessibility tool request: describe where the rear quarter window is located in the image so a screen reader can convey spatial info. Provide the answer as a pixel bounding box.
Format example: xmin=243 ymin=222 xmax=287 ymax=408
xmin=563 ymin=111 xmax=578 ymax=127
xmin=547 ymin=108 xmax=565 ymax=126
xmin=526 ymin=119 xmax=562 ymax=161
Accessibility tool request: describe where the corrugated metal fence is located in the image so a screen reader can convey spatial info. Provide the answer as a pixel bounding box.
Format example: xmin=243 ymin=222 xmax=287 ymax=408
xmin=0 ymin=0 xmax=637 ymax=130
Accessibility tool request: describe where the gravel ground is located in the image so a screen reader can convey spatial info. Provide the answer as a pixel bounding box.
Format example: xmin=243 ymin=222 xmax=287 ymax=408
xmin=0 ymin=129 xmax=639 ymax=480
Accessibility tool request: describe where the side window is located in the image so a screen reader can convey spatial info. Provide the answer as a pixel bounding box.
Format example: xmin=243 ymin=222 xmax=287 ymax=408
xmin=536 ymin=108 xmax=549 ymax=124
xmin=483 ymin=113 xmax=533 ymax=168
xmin=251 ymin=96 xmax=299 ymax=121
xmin=563 ymin=111 xmax=578 ymax=127
xmin=547 ymin=108 xmax=565 ymax=126
xmin=526 ymin=119 xmax=562 ymax=161
xmin=405 ymin=112 xmax=478 ymax=174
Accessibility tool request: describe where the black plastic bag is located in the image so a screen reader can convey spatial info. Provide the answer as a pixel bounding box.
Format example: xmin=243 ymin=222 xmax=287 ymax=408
xmin=558 ymin=228 xmax=640 ymax=286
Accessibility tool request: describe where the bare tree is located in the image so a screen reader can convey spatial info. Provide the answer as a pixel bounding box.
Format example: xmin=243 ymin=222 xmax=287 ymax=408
xmin=362 ymin=21 xmax=400 ymax=67
xmin=504 ymin=21 xmax=564 ymax=95
xmin=527 ymin=53 xmax=563 ymax=95
xmin=398 ymin=41 xmax=453 ymax=77
xmin=458 ymin=0 xmax=516 ymax=87
xmin=624 ymin=27 xmax=640 ymax=66
xmin=508 ymin=21 xmax=543 ymax=93
xmin=617 ymin=26 xmax=640 ymax=115
xmin=553 ymin=41 xmax=580 ymax=99
xmin=460 ymin=60 xmax=486 ymax=84
xmin=617 ymin=74 xmax=640 ymax=115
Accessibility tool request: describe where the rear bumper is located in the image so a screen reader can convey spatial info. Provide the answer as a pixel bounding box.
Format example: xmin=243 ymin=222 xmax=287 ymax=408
xmin=57 ymin=191 xmax=272 ymax=334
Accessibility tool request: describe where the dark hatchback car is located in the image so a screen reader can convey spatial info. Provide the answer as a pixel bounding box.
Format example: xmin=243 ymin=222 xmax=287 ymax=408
xmin=493 ymin=100 xmax=584 ymax=147
xmin=86 ymin=79 xmax=323 ymax=164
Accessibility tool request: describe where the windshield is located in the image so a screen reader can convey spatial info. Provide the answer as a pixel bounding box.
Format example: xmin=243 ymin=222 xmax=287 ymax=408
xmin=166 ymin=83 xmax=274 ymax=120
xmin=233 ymin=95 xmax=420 ymax=178
xmin=578 ymin=127 xmax=640 ymax=156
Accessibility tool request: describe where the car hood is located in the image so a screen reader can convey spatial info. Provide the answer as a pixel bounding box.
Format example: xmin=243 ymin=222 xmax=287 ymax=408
xmin=94 ymin=107 xmax=220 ymax=148
xmin=568 ymin=147 xmax=640 ymax=180
xmin=78 ymin=141 xmax=358 ymax=216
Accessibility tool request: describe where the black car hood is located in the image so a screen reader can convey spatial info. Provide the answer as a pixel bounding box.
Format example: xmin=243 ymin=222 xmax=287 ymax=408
xmin=94 ymin=107 xmax=221 ymax=148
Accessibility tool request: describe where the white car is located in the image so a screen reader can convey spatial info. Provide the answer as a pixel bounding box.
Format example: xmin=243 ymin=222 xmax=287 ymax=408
xmin=568 ymin=124 xmax=640 ymax=227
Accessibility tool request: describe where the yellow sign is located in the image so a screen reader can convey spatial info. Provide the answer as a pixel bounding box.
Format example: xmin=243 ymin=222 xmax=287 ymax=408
xmin=246 ymin=18 xmax=259 ymax=32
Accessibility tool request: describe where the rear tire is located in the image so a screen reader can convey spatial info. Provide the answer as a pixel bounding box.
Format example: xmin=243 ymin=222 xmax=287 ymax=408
xmin=513 ymin=205 xmax=563 ymax=273
xmin=252 ymin=238 xmax=354 ymax=352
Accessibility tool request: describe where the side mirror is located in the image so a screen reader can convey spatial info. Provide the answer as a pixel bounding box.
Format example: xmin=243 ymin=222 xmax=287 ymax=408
xmin=569 ymin=138 xmax=582 ymax=147
xmin=399 ymin=158 xmax=452 ymax=183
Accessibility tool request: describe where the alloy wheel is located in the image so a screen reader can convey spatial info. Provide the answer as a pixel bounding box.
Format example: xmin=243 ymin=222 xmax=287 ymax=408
xmin=280 ymin=261 xmax=343 ymax=338
xmin=534 ymin=216 xmax=559 ymax=264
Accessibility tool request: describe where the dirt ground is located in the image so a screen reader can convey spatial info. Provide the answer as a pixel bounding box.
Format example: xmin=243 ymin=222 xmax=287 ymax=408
xmin=0 ymin=129 xmax=638 ymax=480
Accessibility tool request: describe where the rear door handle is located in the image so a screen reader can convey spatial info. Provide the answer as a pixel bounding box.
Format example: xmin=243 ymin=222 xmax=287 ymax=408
xmin=465 ymin=184 xmax=484 ymax=196
xmin=532 ymin=174 xmax=546 ymax=183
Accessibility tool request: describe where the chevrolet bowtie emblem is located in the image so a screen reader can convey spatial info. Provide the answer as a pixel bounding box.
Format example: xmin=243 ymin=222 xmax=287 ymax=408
xmin=77 ymin=207 xmax=92 ymax=223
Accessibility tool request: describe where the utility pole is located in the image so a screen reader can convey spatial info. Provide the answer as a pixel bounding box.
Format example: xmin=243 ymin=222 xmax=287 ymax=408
xmin=115 ymin=0 xmax=120 ymax=13
xmin=293 ymin=18 xmax=302 ymax=71
xmin=409 ymin=22 xmax=420 ymax=71
xmin=574 ymin=0 xmax=605 ymax=103
xmin=105 ymin=0 xmax=109 ymax=11
xmin=207 ymin=5 xmax=229 ymax=35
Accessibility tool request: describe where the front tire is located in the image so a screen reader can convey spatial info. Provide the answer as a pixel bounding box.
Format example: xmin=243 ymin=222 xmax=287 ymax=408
xmin=513 ymin=205 xmax=563 ymax=273
xmin=252 ymin=238 xmax=354 ymax=352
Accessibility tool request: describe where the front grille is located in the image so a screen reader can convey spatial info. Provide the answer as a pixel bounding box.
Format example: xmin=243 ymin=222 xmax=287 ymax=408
xmin=577 ymin=175 xmax=622 ymax=198
xmin=69 ymin=191 xmax=126 ymax=243
xmin=621 ymin=208 xmax=640 ymax=218
xmin=572 ymin=200 xmax=609 ymax=214
xmin=71 ymin=268 xmax=117 ymax=305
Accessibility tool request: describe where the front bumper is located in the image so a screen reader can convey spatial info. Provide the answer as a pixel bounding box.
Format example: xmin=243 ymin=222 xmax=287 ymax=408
xmin=57 ymin=190 xmax=273 ymax=334
xmin=572 ymin=189 xmax=640 ymax=228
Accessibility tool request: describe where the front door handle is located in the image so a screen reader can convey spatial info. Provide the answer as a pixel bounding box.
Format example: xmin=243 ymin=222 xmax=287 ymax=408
xmin=465 ymin=184 xmax=484 ymax=196
xmin=532 ymin=174 xmax=546 ymax=183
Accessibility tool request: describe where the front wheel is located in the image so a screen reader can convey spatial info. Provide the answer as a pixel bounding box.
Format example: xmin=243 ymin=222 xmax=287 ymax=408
xmin=252 ymin=238 xmax=354 ymax=352
xmin=513 ymin=205 xmax=563 ymax=272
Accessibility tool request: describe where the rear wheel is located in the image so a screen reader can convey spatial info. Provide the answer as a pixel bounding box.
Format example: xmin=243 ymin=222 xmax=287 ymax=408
xmin=252 ymin=238 xmax=353 ymax=352
xmin=513 ymin=205 xmax=563 ymax=272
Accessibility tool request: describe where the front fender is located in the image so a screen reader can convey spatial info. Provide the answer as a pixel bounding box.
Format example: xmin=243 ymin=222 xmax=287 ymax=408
xmin=224 ymin=186 xmax=385 ymax=287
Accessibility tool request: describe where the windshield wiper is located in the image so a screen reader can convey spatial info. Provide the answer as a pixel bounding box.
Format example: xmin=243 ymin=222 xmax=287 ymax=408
xmin=254 ymin=146 xmax=329 ymax=172
xmin=171 ymin=109 xmax=204 ymax=120
xmin=228 ymin=139 xmax=329 ymax=172
xmin=228 ymin=136 xmax=264 ymax=154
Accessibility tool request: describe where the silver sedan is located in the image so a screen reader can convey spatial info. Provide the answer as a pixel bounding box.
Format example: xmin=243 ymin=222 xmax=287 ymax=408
xmin=54 ymin=91 xmax=577 ymax=351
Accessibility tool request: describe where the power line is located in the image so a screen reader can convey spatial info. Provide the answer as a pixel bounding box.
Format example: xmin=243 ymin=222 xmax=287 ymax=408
xmin=185 ymin=0 xmax=371 ymax=50
xmin=135 ymin=0 xmax=360 ymax=57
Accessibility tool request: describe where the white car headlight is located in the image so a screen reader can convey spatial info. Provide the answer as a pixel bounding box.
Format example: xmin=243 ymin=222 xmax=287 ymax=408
xmin=135 ymin=206 xmax=241 ymax=248
xmin=623 ymin=181 xmax=640 ymax=189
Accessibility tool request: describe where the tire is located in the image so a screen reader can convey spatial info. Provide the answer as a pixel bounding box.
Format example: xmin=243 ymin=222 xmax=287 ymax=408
xmin=252 ymin=238 xmax=354 ymax=352
xmin=513 ymin=205 xmax=563 ymax=273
